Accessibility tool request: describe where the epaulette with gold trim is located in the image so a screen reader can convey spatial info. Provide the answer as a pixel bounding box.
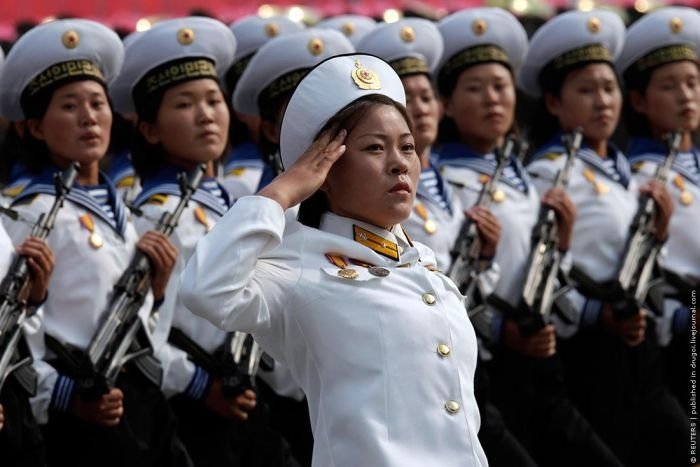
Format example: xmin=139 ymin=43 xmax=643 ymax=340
xmin=2 ymin=184 xmax=27 ymax=199
xmin=543 ymin=152 xmax=563 ymax=161
xmin=116 ymin=175 xmax=136 ymax=189
xmin=227 ymin=167 xmax=247 ymax=177
xmin=146 ymin=194 xmax=169 ymax=205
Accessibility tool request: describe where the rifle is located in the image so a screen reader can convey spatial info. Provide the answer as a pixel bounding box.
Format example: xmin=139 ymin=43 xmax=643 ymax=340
xmin=0 ymin=163 xmax=79 ymax=394
xmin=220 ymin=332 xmax=274 ymax=397
xmin=517 ymin=128 xmax=582 ymax=334
xmin=446 ymin=136 xmax=516 ymax=313
xmin=78 ymin=164 xmax=206 ymax=396
xmin=610 ymin=130 xmax=682 ymax=318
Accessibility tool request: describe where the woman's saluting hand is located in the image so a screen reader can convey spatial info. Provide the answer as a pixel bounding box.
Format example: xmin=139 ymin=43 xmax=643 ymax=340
xmin=258 ymin=129 xmax=347 ymax=210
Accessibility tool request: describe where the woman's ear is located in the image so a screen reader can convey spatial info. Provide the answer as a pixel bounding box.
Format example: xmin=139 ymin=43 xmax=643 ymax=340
xmin=26 ymin=119 xmax=45 ymax=141
xmin=138 ymin=120 xmax=160 ymax=145
xmin=628 ymin=89 xmax=647 ymax=115
xmin=544 ymin=92 xmax=560 ymax=118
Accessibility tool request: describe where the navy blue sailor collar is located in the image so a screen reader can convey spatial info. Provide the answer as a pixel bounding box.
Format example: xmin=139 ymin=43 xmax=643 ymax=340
xmin=133 ymin=164 xmax=231 ymax=216
xmin=532 ymin=132 xmax=631 ymax=188
xmin=437 ymin=141 xmax=531 ymax=193
xmin=627 ymin=137 xmax=700 ymax=187
xmin=13 ymin=166 xmax=128 ymax=237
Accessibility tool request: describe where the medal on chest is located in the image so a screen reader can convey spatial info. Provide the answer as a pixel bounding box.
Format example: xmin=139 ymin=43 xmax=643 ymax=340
xmin=79 ymin=213 xmax=103 ymax=249
xmin=583 ymin=168 xmax=610 ymax=195
xmin=194 ymin=206 xmax=210 ymax=232
xmin=674 ymin=174 xmax=693 ymax=206
xmin=415 ymin=203 xmax=437 ymax=235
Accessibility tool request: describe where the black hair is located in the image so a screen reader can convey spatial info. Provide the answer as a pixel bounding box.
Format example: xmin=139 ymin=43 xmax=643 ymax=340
xmin=297 ymin=94 xmax=413 ymax=228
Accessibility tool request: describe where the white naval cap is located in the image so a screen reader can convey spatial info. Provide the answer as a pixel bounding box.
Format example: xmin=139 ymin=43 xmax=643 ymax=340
xmin=518 ymin=9 xmax=625 ymax=98
xmin=225 ymin=15 xmax=305 ymax=93
xmin=356 ymin=18 xmax=443 ymax=77
xmin=0 ymin=19 xmax=123 ymax=120
xmin=233 ymin=28 xmax=354 ymax=117
xmin=316 ymin=15 xmax=377 ymax=47
xmin=110 ymin=16 xmax=236 ymax=114
xmin=279 ymin=53 xmax=405 ymax=169
xmin=435 ymin=8 xmax=528 ymax=95
xmin=617 ymin=7 xmax=700 ymax=82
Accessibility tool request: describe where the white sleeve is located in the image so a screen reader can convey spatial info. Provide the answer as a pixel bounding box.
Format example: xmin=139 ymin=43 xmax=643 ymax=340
xmin=22 ymin=310 xmax=59 ymax=424
xmin=179 ymin=196 xmax=298 ymax=361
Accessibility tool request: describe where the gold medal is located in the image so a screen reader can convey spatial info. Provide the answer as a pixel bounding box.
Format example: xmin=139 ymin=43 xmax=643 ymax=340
xmin=194 ymin=206 xmax=210 ymax=232
xmin=674 ymin=175 xmax=693 ymax=206
xmin=492 ymin=190 xmax=506 ymax=203
xmin=79 ymin=213 xmax=103 ymax=249
xmin=583 ymin=168 xmax=609 ymax=196
xmin=680 ymin=190 xmax=693 ymax=206
xmin=415 ymin=203 xmax=437 ymax=235
xmin=89 ymin=232 xmax=104 ymax=249
xmin=595 ymin=182 xmax=610 ymax=195
xmin=337 ymin=268 xmax=359 ymax=279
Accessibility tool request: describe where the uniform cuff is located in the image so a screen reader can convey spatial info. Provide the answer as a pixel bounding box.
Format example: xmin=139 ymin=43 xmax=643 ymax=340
xmin=152 ymin=296 xmax=165 ymax=311
xmin=581 ymin=298 xmax=603 ymax=328
xmin=50 ymin=375 xmax=76 ymax=413
xmin=184 ymin=366 xmax=212 ymax=400
xmin=673 ymin=306 xmax=691 ymax=336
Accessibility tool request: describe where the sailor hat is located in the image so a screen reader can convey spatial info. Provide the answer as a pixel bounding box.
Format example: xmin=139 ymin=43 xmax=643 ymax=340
xmin=225 ymin=15 xmax=304 ymax=93
xmin=518 ymin=9 xmax=625 ymax=97
xmin=233 ymin=28 xmax=354 ymax=116
xmin=356 ymin=18 xmax=443 ymax=77
xmin=110 ymin=16 xmax=236 ymax=114
xmin=279 ymin=53 xmax=405 ymax=169
xmin=316 ymin=15 xmax=377 ymax=47
xmin=0 ymin=19 xmax=123 ymax=120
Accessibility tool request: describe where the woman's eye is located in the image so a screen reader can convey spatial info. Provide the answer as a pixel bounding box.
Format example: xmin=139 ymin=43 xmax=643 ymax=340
xmin=402 ymin=143 xmax=415 ymax=152
xmin=175 ymin=102 xmax=191 ymax=109
xmin=61 ymin=103 xmax=76 ymax=111
xmin=366 ymin=144 xmax=383 ymax=152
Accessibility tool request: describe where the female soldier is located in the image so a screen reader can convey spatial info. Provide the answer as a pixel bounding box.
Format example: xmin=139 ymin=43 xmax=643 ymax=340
xmin=436 ymin=8 xmax=619 ymax=467
xmin=357 ymin=18 xmax=475 ymax=271
xmin=523 ymin=9 xmax=687 ymax=466
xmin=0 ymin=19 xmax=190 ymax=466
xmin=222 ymin=14 xmax=303 ymax=201
xmin=180 ymin=53 xmax=488 ymax=467
xmin=617 ymin=6 xmax=700 ymax=405
xmin=111 ymin=16 xmax=298 ymax=467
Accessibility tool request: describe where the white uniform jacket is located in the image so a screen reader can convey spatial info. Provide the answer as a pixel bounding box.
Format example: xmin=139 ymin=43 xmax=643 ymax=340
xmin=528 ymin=138 xmax=648 ymax=333
xmin=220 ymin=142 xmax=265 ymax=201
xmin=179 ymin=195 xmax=487 ymax=467
xmin=403 ymin=161 xmax=466 ymax=272
xmin=4 ymin=173 xmax=153 ymax=421
xmin=627 ymin=137 xmax=699 ymax=345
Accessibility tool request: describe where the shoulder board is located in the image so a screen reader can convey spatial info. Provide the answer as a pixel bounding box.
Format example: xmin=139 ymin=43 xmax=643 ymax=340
xmin=227 ymin=167 xmax=247 ymax=177
xmin=146 ymin=194 xmax=169 ymax=205
xmin=2 ymin=183 xmax=27 ymax=199
xmin=116 ymin=175 xmax=135 ymax=188
xmin=12 ymin=194 xmax=39 ymax=206
xmin=542 ymin=152 xmax=563 ymax=161
xmin=631 ymin=161 xmax=646 ymax=172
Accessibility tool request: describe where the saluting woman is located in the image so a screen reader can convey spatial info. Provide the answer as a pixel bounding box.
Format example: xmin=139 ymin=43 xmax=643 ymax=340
xmin=111 ymin=16 xmax=299 ymax=467
xmin=523 ymin=9 xmax=687 ymax=467
xmin=0 ymin=19 xmax=191 ymax=467
xmin=617 ymin=6 xmax=700 ymax=406
xmin=180 ymin=53 xmax=488 ymax=467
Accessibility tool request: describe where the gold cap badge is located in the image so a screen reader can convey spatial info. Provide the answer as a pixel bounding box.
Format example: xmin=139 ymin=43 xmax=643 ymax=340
xmin=400 ymin=26 xmax=415 ymax=43
xmin=472 ymin=19 xmax=488 ymax=36
xmin=351 ymin=59 xmax=382 ymax=90
xmin=587 ymin=17 xmax=601 ymax=34
xmin=265 ymin=22 xmax=280 ymax=37
xmin=342 ymin=22 xmax=355 ymax=36
xmin=62 ymin=30 xmax=80 ymax=49
xmin=177 ymin=28 xmax=195 ymax=45
xmin=308 ymin=37 xmax=324 ymax=56
xmin=670 ymin=17 xmax=683 ymax=34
